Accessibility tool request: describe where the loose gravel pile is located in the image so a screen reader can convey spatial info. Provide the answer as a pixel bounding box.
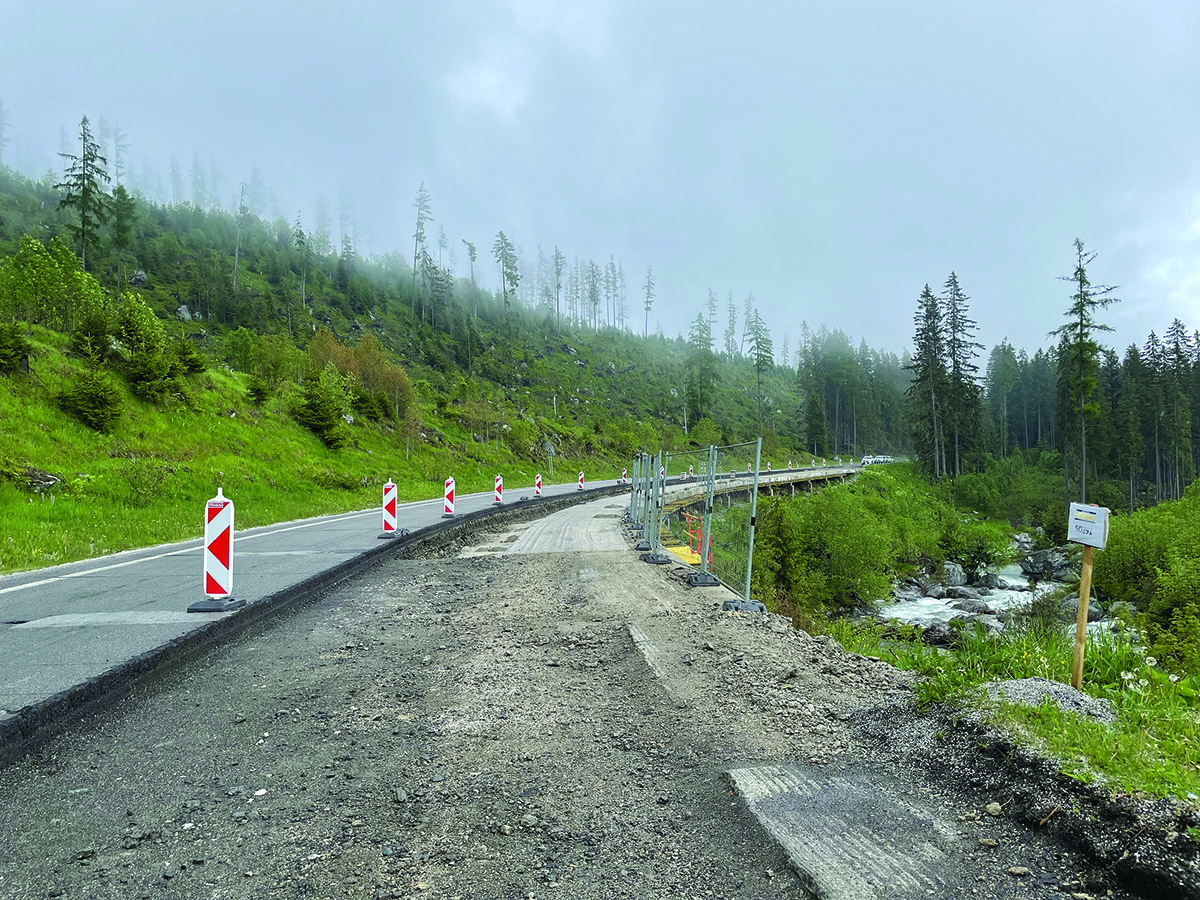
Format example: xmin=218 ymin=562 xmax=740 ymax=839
xmin=0 ymin=505 xmax=1193 ymax=898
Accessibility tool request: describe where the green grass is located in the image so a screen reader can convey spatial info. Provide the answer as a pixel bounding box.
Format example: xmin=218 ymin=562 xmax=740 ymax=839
xmin=0 ymin=327 xmax=627 ymax=573
xmin=820 ymin=617 xmax=1200 ymax=800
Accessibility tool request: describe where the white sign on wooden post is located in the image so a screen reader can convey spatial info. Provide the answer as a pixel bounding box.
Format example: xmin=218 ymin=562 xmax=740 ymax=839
xmin=1067 ymin=502 xmax=1110 ymax=690
xmin=1067 ymin=503 xmax=1110 ymax=550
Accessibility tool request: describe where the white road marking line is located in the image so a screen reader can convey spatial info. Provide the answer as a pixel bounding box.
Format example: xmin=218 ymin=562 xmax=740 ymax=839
xmin=0 ymin=504 xmax=435 ymax=597
xmin=0 ymin=486 xmax=617 ymax=598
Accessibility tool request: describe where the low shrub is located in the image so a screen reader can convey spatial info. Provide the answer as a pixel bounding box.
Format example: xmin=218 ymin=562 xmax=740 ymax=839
xmin=59 ymin=368 xmax=123 ymax=432
xmin=0 ymin=322 xmax=32 ymax=373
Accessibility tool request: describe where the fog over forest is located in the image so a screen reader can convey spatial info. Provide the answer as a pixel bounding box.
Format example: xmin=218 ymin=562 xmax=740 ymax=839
xmin=2 ymin=1 xmax=1198 ymax=357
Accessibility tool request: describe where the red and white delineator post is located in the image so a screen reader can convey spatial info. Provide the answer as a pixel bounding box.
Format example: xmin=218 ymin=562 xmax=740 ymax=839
xmin=379 ymin=479 xmax=398 ymax=539
xmin=188 ymin=487 xmax=245 ymax=613
xmin=577 ymin=470 xmax=584 ymax=490
xmin=535 ymin=473 xmax=542 ymax=497
xmin=443 ymin=477 xmax=456 ymax=517
xmin=621 ymin=467 xmax=627 ymax=485
xmin=494 ymin=475 xmax=503 ymax=504
xmin=688 ymin=464 xmax=694 ymax=479
xmin=766 ymin=461 xmax=772 ymax=472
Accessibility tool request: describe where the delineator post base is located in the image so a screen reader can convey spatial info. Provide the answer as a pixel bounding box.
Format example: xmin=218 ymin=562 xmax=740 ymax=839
xmin=187 ymin=597 xmax=246 ymax=613
xmin=686 ymin=572 xmax=721 ymax=587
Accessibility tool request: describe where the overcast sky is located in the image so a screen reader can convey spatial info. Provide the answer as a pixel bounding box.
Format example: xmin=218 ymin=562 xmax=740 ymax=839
xmin=2 ymin=1 xmax=1198 ymax=360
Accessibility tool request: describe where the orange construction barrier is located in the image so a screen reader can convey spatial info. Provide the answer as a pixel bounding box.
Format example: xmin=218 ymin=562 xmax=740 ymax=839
xmin=683 ymin=511 xmax=713 ymax=567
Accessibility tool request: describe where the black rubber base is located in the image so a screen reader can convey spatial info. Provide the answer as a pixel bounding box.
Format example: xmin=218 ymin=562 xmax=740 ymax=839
xmin=187 ymin=597 xmax=246 ymax=613
xmin=634 ymin=540 xmax=651 ymax=551
xmin=442 ymin=513 xmax=455 ymax=519
xmin=686 ymin=572 xmax=721 ymax=587
xmin=378 ymin=532 xmax=397 ymax=540
xmin=640 ymin=552 xmax=672 ymax=565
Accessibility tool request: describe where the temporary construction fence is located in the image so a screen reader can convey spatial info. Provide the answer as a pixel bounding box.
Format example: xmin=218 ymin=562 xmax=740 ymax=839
xmin=659 ymin=445 xmax=716 ymax=574
xmin=629 ymin=449 xmax=672 ymax=564
xmin=703 ymin=439 xmax=762 ymax=605
xmin=625 ymin=439 xmax=765 ymax=607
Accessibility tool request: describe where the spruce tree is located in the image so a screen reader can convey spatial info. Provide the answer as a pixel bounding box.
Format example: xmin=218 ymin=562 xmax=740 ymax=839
xmin=642 ymin=264 xmax=654 ymax=337
xmin=747 ymin=307 xmax=775 ymax=427
xmin=412 ymin=182 xmax=432 ymax=295
xmin=110 ymin=184 xmax=135 ymax=298
xmin=552 ymin=246 xmax=565 ymax=331
xmin=56 ymin=116 xmax=111 ymax=271
xmin=1051 ymin=239 xmax=1118 ymax=502
xmin=941 ymin=272 xmax=983 ymax=476
xmin=905 ymin=284 xmax=949 ymax=477
xmin=0 ymin=97 xmax=10 ymax=167
xmin=685 ymin=313 xmax=718 ymax=423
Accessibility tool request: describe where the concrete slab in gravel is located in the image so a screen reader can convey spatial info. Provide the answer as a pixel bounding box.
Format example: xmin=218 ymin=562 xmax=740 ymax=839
xmin=727 ymin=763 xmax=957 ymax=900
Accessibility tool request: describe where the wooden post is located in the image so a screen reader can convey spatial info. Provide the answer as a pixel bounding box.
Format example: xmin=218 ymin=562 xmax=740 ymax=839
xmin=1071 ymin=544 xmax=1096 ymax=690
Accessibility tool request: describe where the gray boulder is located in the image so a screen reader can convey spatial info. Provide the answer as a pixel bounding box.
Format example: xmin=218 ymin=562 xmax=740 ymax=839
xmin=926 ymin=584 xmax=947 ymax=600
xmin=921 ymin=623 xmax=957 ymax=648
xmin=1059 ymin=596 xmax=1103 ymax=623
xmin=974 ymin=572 xmax=1002 ymax=589
xmin=945 ymin=586 xmax=982 ymax=601
xmin=1108 ymin=600 xmax=1137 ymax=620
xmin=951 ymin=599 xmax=995 ymax=616
xmin=943 ymin=561 xmax=967 ymax=586
xmin=1012 ymin=532 xmax=1035 ymax=552
xmin=952 ymin=614 xmax=1002 ymax=636
xmin=1020 ymin=549 xmax=1078 ymax=582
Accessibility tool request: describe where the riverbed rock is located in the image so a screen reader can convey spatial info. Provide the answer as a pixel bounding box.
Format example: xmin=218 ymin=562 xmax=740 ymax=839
xmin=951 ymin=599 xmax=994 ymax=616
xmin=954 ymin=614 xmax=1003 ymax=636
xmin=945 ymin=586 xmax=982 ymax=601
xmin=892 ymin=588 xmax=923 ymax=603
xmin=1108 ymin=600 xmax=1137 ymax=620
xmin=1012 ymin=532 xmax=1034 ymax=552
xmin=926 ymin=584 xmax=947 ymax=600
xmin=1059 ymin=596 xmax=1103 ymax=623
xmin=974 ymin=572 xmax=1002 ymax=589
xmin=1020 ymin=549 xmax=1078 ymax=582
xmin=943 ymin=561 xmax=967 ymax=586
xmin=921 ymin=623 xmax=957 ymax=648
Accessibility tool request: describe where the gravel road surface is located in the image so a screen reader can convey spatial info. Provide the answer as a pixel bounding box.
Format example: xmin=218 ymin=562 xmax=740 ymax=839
xmin=0 ymin=498 xmax=1179 ymax=899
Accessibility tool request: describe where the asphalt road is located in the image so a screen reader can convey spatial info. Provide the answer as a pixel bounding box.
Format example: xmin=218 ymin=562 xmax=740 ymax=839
xmin=0 ymin=477 xmax=620 ymax=719
xmin=0 ymin=465 xmax=856 ymax=743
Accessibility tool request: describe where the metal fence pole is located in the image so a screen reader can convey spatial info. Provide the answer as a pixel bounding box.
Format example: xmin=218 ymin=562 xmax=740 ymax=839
xmin=702 ymin=444 xmax=716 ymax=576
xmin=657 ymin=451 xmax=670 ymax=554
xmin=649 ymin=452 xmax=662 ymax=554
xmin=743 ymin=437 xmax=763 ymax=603
xmin=629 ymin=454 xmax=640 ymax=522
xmin=641 ymin=452 xmax=653 ymax=530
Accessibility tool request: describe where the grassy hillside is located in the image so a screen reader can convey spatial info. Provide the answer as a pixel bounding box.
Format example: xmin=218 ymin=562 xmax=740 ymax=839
xmin=0 ymin=324 xmax=640 ymax=574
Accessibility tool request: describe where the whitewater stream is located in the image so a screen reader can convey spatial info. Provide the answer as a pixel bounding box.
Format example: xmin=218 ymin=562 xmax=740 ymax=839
xmin=876 ymin=563 xmax=1042 ymax=628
